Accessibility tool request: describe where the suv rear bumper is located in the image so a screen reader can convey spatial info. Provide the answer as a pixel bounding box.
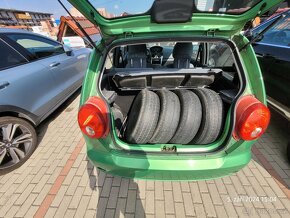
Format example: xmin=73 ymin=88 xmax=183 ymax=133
xmin=86 ymin=140 xmax=253 ymax=181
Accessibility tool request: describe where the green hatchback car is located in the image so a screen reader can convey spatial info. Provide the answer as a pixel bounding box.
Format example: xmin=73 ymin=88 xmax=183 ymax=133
xmin=70 ymin=0 xmax=282 ymax=180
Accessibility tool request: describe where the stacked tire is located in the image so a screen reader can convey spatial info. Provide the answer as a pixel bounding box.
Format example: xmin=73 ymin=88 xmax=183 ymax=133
xmin=125 ymin=88 xmax=224 ymax=145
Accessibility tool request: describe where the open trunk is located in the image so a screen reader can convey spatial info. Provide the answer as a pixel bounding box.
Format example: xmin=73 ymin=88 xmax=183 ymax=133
xmin=100 ymin=39 xmax=244 ymax=153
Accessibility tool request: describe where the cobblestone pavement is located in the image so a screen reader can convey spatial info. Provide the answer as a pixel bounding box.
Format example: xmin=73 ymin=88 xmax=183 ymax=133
xmin=0 ymin=92 xmax=289 ymax=218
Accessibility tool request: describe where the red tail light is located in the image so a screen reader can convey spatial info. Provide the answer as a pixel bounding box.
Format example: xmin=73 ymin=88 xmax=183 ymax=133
xmin=234 ymin=96 xmax=270 ymax=141
xmin=78 ymin=97 xmax=109 ymax=139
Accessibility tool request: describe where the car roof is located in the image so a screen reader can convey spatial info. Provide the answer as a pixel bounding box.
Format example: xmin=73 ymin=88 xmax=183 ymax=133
xmin=0 ymin=28 xmax=33 ymax=34
xmin=0 ymin=28 xmax=60 ymax=43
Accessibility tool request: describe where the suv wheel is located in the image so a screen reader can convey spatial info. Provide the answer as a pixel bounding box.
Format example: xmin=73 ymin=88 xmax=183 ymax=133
xmin=0 ymin=116 xmax=37 ymax=175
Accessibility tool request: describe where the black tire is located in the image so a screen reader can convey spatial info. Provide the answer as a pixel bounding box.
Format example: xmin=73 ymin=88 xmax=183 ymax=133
xmin=149 ymin=90 xmax=180 ymax=144
xmin=170 ymin=90 xmax=202 ymax=144
xmin=192 ymin=88 xmax=224 ymax=144
xmin=0 ymin=116 xmax=37 ymax=175
xmin=125 ymin=89 xmax=160 ymax=144
xmin=111 ymin=104 xmax=125 ymax=137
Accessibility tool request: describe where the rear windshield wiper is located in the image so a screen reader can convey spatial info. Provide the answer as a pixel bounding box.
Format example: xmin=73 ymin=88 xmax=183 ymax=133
xmin=239 ymin=13 xmax=286 ymax=52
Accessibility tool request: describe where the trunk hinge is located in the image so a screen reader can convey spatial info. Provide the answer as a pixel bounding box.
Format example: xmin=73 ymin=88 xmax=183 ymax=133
xmin=124 ymin=32 xmax=134 ymax=38
xmin=206 ymin=29 xmax=219 ymax=37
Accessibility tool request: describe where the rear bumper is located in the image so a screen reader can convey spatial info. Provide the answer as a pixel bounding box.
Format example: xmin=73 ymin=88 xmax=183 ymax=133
xmin=86 ymin=140 xmax=253 ymax=181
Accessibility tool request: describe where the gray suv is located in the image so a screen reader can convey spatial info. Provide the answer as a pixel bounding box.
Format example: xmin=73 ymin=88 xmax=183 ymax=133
xmin=0 ymin=29 xmax=91 ymax=174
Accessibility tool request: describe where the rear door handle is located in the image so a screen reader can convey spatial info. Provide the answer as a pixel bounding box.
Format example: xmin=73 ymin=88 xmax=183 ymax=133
xmin=49 ymin=62 xmax=61 ymax=67
xmin=0 ymin=81 xmax=10 ymax=90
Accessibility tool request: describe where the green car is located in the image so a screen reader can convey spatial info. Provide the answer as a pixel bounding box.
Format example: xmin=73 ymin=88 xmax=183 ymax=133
xmin=70 ymin=0 xmax=282 ymax=180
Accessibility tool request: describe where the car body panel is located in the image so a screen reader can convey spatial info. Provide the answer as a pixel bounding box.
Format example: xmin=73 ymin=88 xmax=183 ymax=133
xmin=37 ymin=49 xmax=90 ymax=103
xmin=0 ymin=105 xmax=38 ymax=125
xmin=251 ymin=10 xmax=290 ymax=118
xmin=0 ymin=60 xmax=60 ymax=117
xmin=86 ymin=135 xmax=252 ymax=180
xmin=68 ymin=0 xmax=283 ymax=39
xmin=76 ymin=34 xmax=266 ymax=179
xmin=70 ymin=1 xmax=276 ymax=180
xmin=0 ymin=29 xmax=91 ymax=125
xmin=234 ymin=34 xmax=267 ymax=103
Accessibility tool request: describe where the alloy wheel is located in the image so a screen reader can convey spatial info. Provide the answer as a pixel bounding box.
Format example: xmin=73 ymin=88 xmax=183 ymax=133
xmin=0 ymin=123 xmax=33 ymax=169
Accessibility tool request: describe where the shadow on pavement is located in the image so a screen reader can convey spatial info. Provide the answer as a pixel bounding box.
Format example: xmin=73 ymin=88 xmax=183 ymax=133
xmin=36 ymin=88 xmax=81 ymax=145
xmin=253 ymin=108 xmax=290 ymax=189
xmin=87 ymin=159 xmax=96 ymax=191
xmin=86 ymin=158 xmax=146 ymax=217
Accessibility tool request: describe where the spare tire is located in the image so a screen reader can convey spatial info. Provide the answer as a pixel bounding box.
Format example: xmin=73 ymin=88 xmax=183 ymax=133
xmin=111 ymin=104 xmax=125 ymax=137
xmin=170 ymin=90 xmax=202 ymax=144
xmin=149 ymin=90 xmax=180 ymax=144
xmin=125 ymin=89 xmax=160 ymax=144
xmin=192 ymin=88 xmax=224 ymax=144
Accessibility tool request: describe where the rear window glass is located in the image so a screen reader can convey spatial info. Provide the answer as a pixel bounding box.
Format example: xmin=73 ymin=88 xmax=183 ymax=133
xmin=87 ymin=0 xmax=262 ymax=18
xmin=196 ymin=0 xmax=261 ymax=14
xmin=104 ymin=41 xmax=234 ymax=70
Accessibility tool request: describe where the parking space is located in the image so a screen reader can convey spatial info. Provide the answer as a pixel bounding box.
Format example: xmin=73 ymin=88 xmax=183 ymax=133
xmin=0 ymin=92 xmax=289 ymax=218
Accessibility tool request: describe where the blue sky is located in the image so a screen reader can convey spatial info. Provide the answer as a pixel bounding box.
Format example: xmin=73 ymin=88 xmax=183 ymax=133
xmin=0 ymin=0 xmax=71 ymax=19
xmin=0 ymin=0 xmax=154 ymax=19
xmin=88 ymin=0 xmax=154 ymax=15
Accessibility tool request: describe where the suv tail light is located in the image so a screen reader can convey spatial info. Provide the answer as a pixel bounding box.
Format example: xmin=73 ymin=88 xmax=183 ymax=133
xmin=78 ymin=96 xmax=109 ymax=139
xmin=234 ymin=96 xmax=270 ymax=141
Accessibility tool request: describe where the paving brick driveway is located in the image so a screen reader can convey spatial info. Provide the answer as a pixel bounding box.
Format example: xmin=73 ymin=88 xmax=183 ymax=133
xmin=0 ymin=91 xmax=289 ymax=218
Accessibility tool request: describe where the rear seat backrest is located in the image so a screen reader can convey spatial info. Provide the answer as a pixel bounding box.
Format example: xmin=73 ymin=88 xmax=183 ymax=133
xmin=173 ymin=42 xmax=193 ymax=68
xmin=126 ymin=44 xmax=147 ymax=68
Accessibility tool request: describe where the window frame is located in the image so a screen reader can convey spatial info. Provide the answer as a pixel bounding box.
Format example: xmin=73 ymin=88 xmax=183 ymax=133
xmin=0 ymin=37 xmax=29 ymax=71
xmin=2 ymin=32 xmax=66 ymax=62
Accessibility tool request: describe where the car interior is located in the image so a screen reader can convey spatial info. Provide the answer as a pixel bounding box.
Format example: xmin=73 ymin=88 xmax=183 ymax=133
xmin=100 ymin=41 xmax=242 ymax=145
